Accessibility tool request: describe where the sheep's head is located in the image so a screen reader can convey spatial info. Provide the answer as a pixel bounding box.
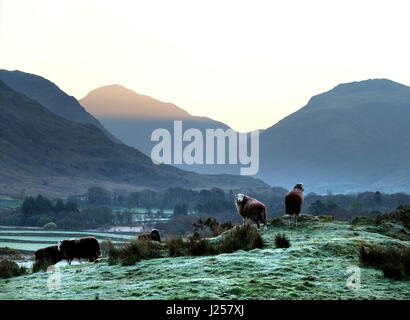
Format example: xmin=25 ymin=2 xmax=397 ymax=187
xmin=151 ymin=229 xmax=161 ymax=242
xmin=294 ymin=183 xmax=304 ymax=192
xmin=235 ymin=193 xmax=246 ymax=203
xmin=57 ymin=240 xmax=63 ymax=251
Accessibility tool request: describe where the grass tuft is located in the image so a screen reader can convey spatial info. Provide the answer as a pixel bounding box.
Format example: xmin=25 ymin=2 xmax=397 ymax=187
xmin=275 ymin=233 xmax=291 ymax=249
xmin=217 ymin=223 xmax=264 ymax=254
xmin=106 ymin=238 xmax=162 ymax=266
xmin=359 ymin=244 xmax=410 ymax=280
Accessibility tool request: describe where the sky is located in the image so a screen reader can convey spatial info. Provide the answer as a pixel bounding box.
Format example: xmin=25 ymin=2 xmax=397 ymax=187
xmin=1 ymin=0 xmax=410 ymax=132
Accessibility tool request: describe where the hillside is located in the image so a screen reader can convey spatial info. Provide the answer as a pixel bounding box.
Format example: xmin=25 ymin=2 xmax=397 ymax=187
xmin=0 ymin=70 xmax=121 ymax=144
xmin=258 ymin=79 xmax=410 ymax=193
xmin=80 ymin=85 xmax=240 ymax=175
xmin=1 ymin=214 xmax=409 ymax=299
xmin=0 ymin=81 xmax=268 ymax=197
xmin=80 ymin=80 xmax=410 ymax=193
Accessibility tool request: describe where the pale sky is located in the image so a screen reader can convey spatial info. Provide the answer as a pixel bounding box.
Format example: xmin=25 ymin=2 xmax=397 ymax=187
xmin=1 ymin=0 xmax=410 ymax=132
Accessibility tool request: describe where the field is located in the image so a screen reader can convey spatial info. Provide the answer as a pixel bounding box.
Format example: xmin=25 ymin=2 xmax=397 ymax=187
xmin=0 ymin=227 xmax=135 ymax=253
xmin=0 ymin=214 xmax=409 ymax=300
xmin=0 ymin=195 xmax=22 ymax=209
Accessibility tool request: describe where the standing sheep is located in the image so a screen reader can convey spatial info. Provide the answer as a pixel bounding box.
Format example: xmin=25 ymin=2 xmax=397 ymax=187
xmin=235 ymin=194 xmax=267 ymax=230
xmin=285 ymin=183 xmax=304 ymax=227
xmin=57 ymin=237 xmax=102 ymax=265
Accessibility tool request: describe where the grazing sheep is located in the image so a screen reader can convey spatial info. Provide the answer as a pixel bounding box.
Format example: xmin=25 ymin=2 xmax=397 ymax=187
xmin=235 ymin=194 xmax=267 ymax=230
xmin=57 ymin=237 xmax=102 ymax=265
xmin=138 ymin=229 xmax=161 ymax=242
xmin=34 ymin=245 xmax=65 ymax=265
xmin=285 ymin=183 xmax=304 ymax=227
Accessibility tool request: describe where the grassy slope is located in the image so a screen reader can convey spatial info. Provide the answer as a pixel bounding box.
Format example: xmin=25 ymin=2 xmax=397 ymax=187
xmin=1 ymin=215 xmax=409 ymax=300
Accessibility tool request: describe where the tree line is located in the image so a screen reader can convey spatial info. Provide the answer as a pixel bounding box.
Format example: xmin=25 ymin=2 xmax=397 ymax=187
xmin=0 ymin=195 xmax=112 ymax=229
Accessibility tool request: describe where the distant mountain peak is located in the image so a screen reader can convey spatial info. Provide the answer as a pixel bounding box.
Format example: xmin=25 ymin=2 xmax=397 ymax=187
xmin=304 ymin=78 xmax=410 ymax=110
xmin=80 ymin=85 xmax=191 ymax=119
xmin=331 ymin=78 xmax=408 ymax=93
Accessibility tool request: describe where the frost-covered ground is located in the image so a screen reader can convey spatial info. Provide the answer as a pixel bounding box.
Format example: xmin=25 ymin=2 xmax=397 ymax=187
xmin=1 ymin=215 xmax=409 ymax=300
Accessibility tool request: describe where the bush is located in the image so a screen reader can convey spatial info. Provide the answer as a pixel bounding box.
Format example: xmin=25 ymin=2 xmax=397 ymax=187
xmin=382 ymin=263 xmax=402 ymax=280
xmin=193 ymin=218 xmax=233 ymax=238
xmin=43 ymin=222 xmax=57 ymax=229
xmin=167 ymin=224 xmax=263 ymax=257
xmin=217 ymin=223 xmax=264 ymax=254
xmin=0 ymin=247 xmax=20 ymax=258
xmin=0 ymin=259 xmax=27 ymax=278
xmin=275 ymin=233 xmax=291 ymax=249
xmin=36 ymin=215 xmax=53 ymax=227
xmin=403 ymin=247 xmax=410 ymax=276
xmin=106 ymin=239 xmax=162 ymax=266
xmin=359 ymin=244 xmax=410 ymax=280
xmin=375 ymin=205 xmax=410 ymax=228
xmin=166 ymin=236 xmax=187 ymax=257
xmin=187 ymin=236 xmax=215 ymax=256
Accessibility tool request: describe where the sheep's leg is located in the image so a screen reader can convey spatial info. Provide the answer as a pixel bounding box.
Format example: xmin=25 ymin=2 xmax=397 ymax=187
xmin=256 ymin=221 xmax=260 ymax=229
xmin=289 ymin=215 xmax=291 ymax=227
xmin=295 ymin=215 xmax=298 ymax=228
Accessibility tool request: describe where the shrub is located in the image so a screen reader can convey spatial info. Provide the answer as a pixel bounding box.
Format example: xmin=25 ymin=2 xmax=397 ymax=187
xmin=382 ymin=263 xmax=402 ymax=280
xmin=217 ymin=223 xmax=264 ymax=254
xmin=186 ymin=236 xmax=215 ymax=256
xmin=36 ymin=216 xmax=53 ymax=227
xmin=359 ymin=244 xmax=409 ymax=280
xmin=275 ymin=233 xmax=291 ymax=249
xmin=359 ymin=245 xmax=401 ymax=268
xmin=375 ymin=205 xmax=410 ymax=228
xmin=0 ymin=259 xmax=27 ymax=278
xmin=193 ymin=218 xmax=233 ymax=238
xmin=167 ymin=224 xmax=263 ymax=257
xmin=43 ymin=222 xmax=57 ymax=229
xmin=166 ymin=236 xmax=187 ymax=257
xmin=402 ymin=247 xmax=410 ymax=276
xmin=0 ymin=247 xmax=20 ymax=258
xmin=106 ymin=238 xmax=162 ymax=266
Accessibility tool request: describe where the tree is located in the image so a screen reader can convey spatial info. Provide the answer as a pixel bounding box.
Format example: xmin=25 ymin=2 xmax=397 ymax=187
xmin=351 ymin=202 xmax=364 ymax=215
xmin=308 ymin=200 xmax=327 ymax=216
xmin=374 ymin=191 xmax=382 ymax=207
xmin=87 ymin=186 xmax=111 ymax=205
xmin=173 ymin=203 xmax=188 ymax=215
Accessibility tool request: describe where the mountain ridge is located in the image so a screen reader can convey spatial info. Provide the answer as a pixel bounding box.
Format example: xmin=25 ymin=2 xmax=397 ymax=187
xmin=258 ymin=78 xmax=410 ymax=193
xmin=0 ymin=70 xmax=122 ymax=144
xmin=0 ymin=80 xmax=269 ymax=197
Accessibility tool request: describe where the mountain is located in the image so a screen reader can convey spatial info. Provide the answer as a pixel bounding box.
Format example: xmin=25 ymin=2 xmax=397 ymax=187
xmin=79 ymin=85 xmax=239 ymax=174
xmin=80 ymin=80 xmax=410 ymax=193
xmin=0 ymin=80 xmax=269 ymax=197
xmin=0 ymin=70 xmax=121 ymax=144
xmin=258 ymin=79 xmax=410 ymax=193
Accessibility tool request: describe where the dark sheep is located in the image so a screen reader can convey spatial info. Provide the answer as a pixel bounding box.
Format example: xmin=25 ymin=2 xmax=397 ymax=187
xmin=34 ymin=245 xmax=64 ymax=265
xmin=57 ymin=237 xmax=102 ymax=265
xmin=285 ymin=183 xmax=304 ymax=227
xmin=235 ymin=194 xmax=267 ymax=230
xmin=138 ymin=229 xmax=161 ymax=242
